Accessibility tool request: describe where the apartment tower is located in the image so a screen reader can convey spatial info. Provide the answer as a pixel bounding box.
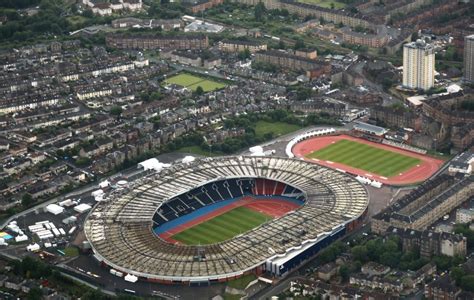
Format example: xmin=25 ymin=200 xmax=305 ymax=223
xmin=403 ymin=39 xmax=435 ymax=90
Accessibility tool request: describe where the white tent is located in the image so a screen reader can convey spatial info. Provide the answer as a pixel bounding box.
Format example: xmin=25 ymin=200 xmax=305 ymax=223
xmin=447 ymin=84 xmax=462 ymax=94
xmin=15 ymin=235 xmax=28 ymax=242
xmin=249 ymin=146 xmax=265 ymax=156
xmin=91 ymin=190 xmax=104 ymax=197
xmin=249 ymin=146 xmax=263 ymax=153
xmin=26 ymin=243 xmax=40 ymax=252
xmin=59 ymin=199 xmax=75 ymax=207
xmin=124 ymin=274 xmax=138 ymax=283
xmin=138 ymin=158 xmax=170 ymax=172
xmin=99 ymin=180 xmax=110 ymax=188
xmin=74 ymin=203 xmax=92 ymax=214
xmin=46 ymin=204 xmax=64 ymax=215
xmin=182 ymin=156 xmax=195 ymax=164
xmin=117 ymin=180 xmax=128 ymax=186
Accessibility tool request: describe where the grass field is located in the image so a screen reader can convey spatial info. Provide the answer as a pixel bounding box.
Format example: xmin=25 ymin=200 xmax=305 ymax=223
xmin=164 ymin=73 xmax=226 ymax=92
xmin=227 ymin=274 xmax=257 ymax=289
xmin=176 ymin=145 xmax=221 ymax=157
xmin=255 ymin=121 xmax=301 ymax=139
xmin=306 ymin=139 xmax=421 ymax=177
xmin=296 ymin=0 xmax=346 ymax=9
xmin=171 ymin=206 xmax=270 ymax=245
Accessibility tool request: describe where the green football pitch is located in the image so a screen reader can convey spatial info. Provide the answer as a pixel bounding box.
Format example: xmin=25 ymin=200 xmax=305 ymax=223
xmin=163 ymin=73 xmax=226 ymax=92
xmin=171 ymin=206 xmax=271 ymax=245
xmin=306 ymin=139 xmax=421 ymax=177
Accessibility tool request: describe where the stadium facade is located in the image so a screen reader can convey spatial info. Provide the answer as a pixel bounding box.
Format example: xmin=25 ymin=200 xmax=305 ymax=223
xmin=84 ymin=156 xmax=369 ymax=284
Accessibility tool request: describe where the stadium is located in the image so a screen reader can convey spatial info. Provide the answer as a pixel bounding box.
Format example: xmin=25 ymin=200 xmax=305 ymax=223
xmin=287 ymin=127 xmax=443 ymax=186
xmin=84 ymin=156 xmax=368 ymax=284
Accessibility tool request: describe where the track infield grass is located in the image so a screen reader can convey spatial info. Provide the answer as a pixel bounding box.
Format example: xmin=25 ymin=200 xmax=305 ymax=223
xmin=164 ymin=73 xmax=226 ymax=92
xmin=171 ymin=206 xmax=271 ymax=245
xmin=305 ymin=139 xmax=421 ymax=177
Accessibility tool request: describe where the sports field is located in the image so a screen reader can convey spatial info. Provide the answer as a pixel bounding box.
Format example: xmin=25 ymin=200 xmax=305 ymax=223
xmin=296 ymin=0 xmax=346 ymax=9
xmin=171 ymin=206 xmax=270 ymax=245
xmin=306 ymin=139 xmax=421 ymax=177
xmin=164 ymin=73 xmax=227 ymax=92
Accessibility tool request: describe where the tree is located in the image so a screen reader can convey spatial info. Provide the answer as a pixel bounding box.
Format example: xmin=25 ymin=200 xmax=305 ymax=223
xmin=238 ymin=48 xmax=251 ymax=60
xmin=351 ymin=245 xmax=368 ymax=262
xmin=330 ymin=2 xmax=335 ymax=9
xmin=296 ymin=87 xmax=311 ymax=101
xmin=110 ymin=106 xmax=123 ymax=118
xmin=195 ymin=86 xmax=204 ymax=96
xmin=22 ymin=193 xmax=33 ymax=207
xmin=460 ymin=275 xmax=474 ymax=292
xmin=339 ymin=264 xmax=350 ymax=282
xmin=294 ymin=38 xmax=305 ymax=50
xmin=27 ymin=287 xmax=43 ymax=300
xmin=278 ymin=40 xmax=286 ymax=49
xmin=254 ymin=2 xmax=266 ymax=22
xmin=75 ymin=157 xmax=91 ymax=167
xmin=450 ymin=266 xmax=464 ymax=284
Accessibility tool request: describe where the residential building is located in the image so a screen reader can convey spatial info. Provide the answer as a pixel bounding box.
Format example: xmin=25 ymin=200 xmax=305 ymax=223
xmin=387 ymin=227 xmax=467 ymax=258
xmin=449 ymin=151 xmax=474 ymax=175
xmin=464 ymin=35 xmax=474 ymax=82
xmin=91 ymin=3 xmax=112 ymax=16
xmin=317 ymin=262 xmax=339 ymax=281
xmin=372 ymin=175 xmax=474 ymax=233
xmin=341 ymin=26 xmax=389 ymax=48
xmin=255 ymin=50 xmax=331 ymax=75
xmin=403 ymin=40 xmax=435 ymax=90
xmin=105 ymin=34 xmax=209 ymax=50
xmin=456 ymin=208 xmax=474 ymax=224
xmin=219 ymin=39 xmax=268 ymax=53
xmin=111 ymin=18 xmax=182 ymax=30
xmin=236 ymin=0 xmax=373 ymax=28
xmin=187 ymin=0 xmax=223 ymax=13
xmin=425 ymin=275 xmax=461 ymax=300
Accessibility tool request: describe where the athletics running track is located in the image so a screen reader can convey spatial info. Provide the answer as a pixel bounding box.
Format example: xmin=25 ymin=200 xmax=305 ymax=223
xmin=158 ymin=196 xmax=300 ymax=244
xmin=292 ymin=134 xmax=444 ymax=186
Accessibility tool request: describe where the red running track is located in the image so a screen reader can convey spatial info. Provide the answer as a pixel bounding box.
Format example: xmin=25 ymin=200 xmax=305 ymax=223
xmin=292 ymin=135 xmax=444 ymax=186
xmin=159 ymin=196 xmax=300 ymax=243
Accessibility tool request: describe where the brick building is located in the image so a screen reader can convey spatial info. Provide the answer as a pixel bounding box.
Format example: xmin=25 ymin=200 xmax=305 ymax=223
xmin=255 ymin=50 xmax=331 ymax=76
xmin=105 ymin=34 xmax=209 ymax=50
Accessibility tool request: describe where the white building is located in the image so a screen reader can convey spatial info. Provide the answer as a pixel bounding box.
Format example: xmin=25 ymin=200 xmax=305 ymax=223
xmin=456 ymin=208 xmax=474 ymax=224
xmin=92 ymin=4 xmax=112 ymax=16
xmin=464 ymin=35 xmax=474 ymax=83
xmin=403 ymin=40 xmax=435 ymax=91
xmin=449 ymin=151 xmax=474 ymax=175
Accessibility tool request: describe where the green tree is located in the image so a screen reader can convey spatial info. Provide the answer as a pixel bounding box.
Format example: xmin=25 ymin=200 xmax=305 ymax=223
xmin=27 ymin=287 xmax=43 ymax=300
xmin=351 ymin=245 xmax=368 ymax=262
xmin=75 ymin=157 xmax=91 ymax=167
xmin=195 ymin=86 xmax=204 ymax=96
xmin=339 ymin=264 xmax=350 ymax=282
xmin=254 ymin=1 xmax=266 ymax=22
xmin=460 ymin=275 xmax=474 ymax=292
xmin=294 ymin=38 xmax=305 ymax=50
xmin=238 ymin=48 xmax=251 ymax=60
xmin=296 ymin=87 xmax=311 ymax=100
xmin=22 ymin=193 xmax=33 ymax=207
xmin=110 ymin=106 xmax=123 ymax=118
xmin=450 ymin=266 xmax=464 ymax=283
